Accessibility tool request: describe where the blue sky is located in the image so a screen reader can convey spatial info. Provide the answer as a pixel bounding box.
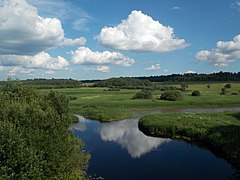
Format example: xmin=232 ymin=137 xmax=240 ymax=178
xmin=0 ymin=0 xmax=240 ymax=80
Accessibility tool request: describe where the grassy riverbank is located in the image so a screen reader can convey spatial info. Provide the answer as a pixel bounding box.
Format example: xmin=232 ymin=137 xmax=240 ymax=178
xmin=139 ymin=111 xmax=240 ymax=170
xmin=51 ymin=83 xmax=240 ymax=121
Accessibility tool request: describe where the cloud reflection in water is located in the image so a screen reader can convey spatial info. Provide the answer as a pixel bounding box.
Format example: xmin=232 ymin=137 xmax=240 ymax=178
xmin=72 ymin=116 xmax=170 ymax=159
xmin=99 ymin=118 xmax=170 ymax=158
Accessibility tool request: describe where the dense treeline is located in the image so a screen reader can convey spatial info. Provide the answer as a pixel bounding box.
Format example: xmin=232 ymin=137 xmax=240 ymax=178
xmin=0 ymin=78 xmax=82 ymax=89
xmin=0 ymin=81 xmax=89 ymax=179
xmin=94 ymin=77 xmax=152 ymax=88
xmin=136 ymin=71 xmax=240 ymax=82
xmin=0 ymin=72 xmax=239 ymax=89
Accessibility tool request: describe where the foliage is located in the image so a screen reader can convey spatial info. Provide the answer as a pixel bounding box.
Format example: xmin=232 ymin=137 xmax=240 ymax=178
xmin=105 ymin=87 xmax=121 ymax=91
xmin=153 ymin=85 xmax=180 ymax=91
xmin=220 ymin=88 xmax=227 ymax=95
xmin=160 ymin=91 xmax=183 ymax=101
xmin=180 ymin=83 xmax=188 ymax=91
xmin=139 ymin=111 xmax=240 ymax=170
xmin=0 ymin=78 xmax=82 ymax=89
xmin=0 ymin=81 xmax=89 ymax=179
xmin=132 ymin=90 xmax=153 ymax=99
xmin=94 ymin=77 xmax=152 ymax=88
xmin=224 ymin=83 xmax=232 ymax=89
xmin=136 ymin=71 xmax=240 ymax=82
xmin=191 ymin=90 xmax=201 ymax=96
xmin=68 ymin=95 xmax=78 ymax=100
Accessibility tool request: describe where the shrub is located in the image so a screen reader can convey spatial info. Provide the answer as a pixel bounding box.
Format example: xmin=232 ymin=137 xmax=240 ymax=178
xmin=180 ymin=83 xmax=188 ymax=92
xmin=220 ymin=88 xmax=226 ymax=95
xmin=108 ymin=87 xmax=120 ymax=91
xmin=224 ymin=83 xmax=232 ymax=88
xmin=191 ymin=90 xmax=201 ymax=96
xmin=132 ymin=90 xmax=152 ymax=99
xmin=155 ymin=85 xmax=179 ymax=91
xmin=160 ymin=91 xmax=183 ymax=101
xmin=207 ymin=84 xmax=210 ymax=88
xmin=68 ymin=95 xmax=77 ymax=100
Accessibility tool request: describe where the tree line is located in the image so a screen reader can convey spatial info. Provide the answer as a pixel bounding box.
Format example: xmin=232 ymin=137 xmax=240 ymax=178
xmin=135 ymin=71 xmax=240 ymax=82
xmin=0 ymin=72 xmax=239 ymax=89
xmin=93 ymin=77 xmax=152 ymax=88
xmin=0 ymin=78 xmax=82 ymax=89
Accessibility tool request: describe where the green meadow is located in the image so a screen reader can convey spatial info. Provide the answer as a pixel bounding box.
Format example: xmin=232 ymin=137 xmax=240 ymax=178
xmin=52 ymin=83 xmax=240 ymax=121
xmin=40 ymin=82 xmax=240 ymax=171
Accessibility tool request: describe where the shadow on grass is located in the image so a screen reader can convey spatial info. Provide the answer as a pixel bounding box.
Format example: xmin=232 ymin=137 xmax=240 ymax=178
xmin=231 ymin=112 xmax=240 ymax=120
xmin=207 ymin=125 xmax=240 ymax=173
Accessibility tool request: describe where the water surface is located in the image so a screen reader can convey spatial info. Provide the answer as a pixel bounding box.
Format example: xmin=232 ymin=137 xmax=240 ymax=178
xmin=70 ymin=108 xmax=240 ymax=180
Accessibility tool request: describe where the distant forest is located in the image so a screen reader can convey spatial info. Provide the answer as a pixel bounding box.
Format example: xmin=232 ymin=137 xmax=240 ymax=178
xmin=0 ymin=72 xmax=239 ymax=89
xmin=0 ymin=78 xmax=82 ymax=89
xmin=135 ymin=71 xmax=240 ymax=82
xmin=94 ymin=77 xmax=152 ymax=88
xmin=83 ymin=71 xmax=240 ymax=83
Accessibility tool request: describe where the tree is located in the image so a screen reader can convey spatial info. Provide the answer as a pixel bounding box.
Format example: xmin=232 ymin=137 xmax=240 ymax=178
xmin=0 ymin=80 xmax=89 ymax=179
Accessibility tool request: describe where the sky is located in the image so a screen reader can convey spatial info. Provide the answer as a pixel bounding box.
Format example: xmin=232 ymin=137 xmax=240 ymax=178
xmin=0 ymin=0 xmax=240 ymax=80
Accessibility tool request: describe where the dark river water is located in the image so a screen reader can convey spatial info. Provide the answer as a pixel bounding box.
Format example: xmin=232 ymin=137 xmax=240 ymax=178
xmin=70 ymin=107 xmax=240 ymax=180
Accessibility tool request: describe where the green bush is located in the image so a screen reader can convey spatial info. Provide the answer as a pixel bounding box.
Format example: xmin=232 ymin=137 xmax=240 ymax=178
xmin=0 ymin=81 xmax=89 ymax=179
xmin=108 ymin=87 xmax=121 ymax=91
xmin=68 ymin=95 xmax=78 ymax=100
xmin=132 ymin=90 xmax=153 ymax=99
xmin=220 ymin=88 xmax=226 ymax=95
xmin=180 ymin=83 xmax=188 ymax=92
xmin=160 ymin=91 xmax=183 ymax=101
xmin=224 ymin=83 xmax=232 ymax=88
xmin=154 ymin=85 xmax=179 ymax=91
xmin=191 ymin=90 xmax=201 ymax=96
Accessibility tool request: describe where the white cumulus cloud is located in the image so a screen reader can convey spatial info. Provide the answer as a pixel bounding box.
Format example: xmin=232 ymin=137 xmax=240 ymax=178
xmin=28 ymin=0 xmax=93 ymax=32
xmin=71 ymin=47 xmax=135 ymax=67
xmin=186 ymin=70 xmax=196 ymax=74
xmin=62 ymin=37 xmax=86 ymax=46
xmin=8 ymin=67 xmax=34 ymax=75
xmin=0 ymin=0 xmax=85 ymax=56
xmin=0 ymin=52 xmax=69 ymax=70
xmin=196 ymin=35 xmax=240 ymax=67
xmin=98 ymin=10 xmax=189 ymax=53
xmin=96 ymin=66 xmax=111 ymax=73
xmin=144 ymin=64 xmax=160 ymax=71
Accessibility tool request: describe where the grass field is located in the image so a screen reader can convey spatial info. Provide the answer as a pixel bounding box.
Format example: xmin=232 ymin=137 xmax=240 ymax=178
xmin=48 ymin=83 xmax=240 ymax=121
xmin=46 ymin=83 xmax=240 ymax=170
xmin=139 ymin=111 xmax=240 ymax=170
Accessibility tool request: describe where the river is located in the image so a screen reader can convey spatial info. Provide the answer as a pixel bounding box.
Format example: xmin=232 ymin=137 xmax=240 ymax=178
xmin=70 ymin=107 xmax=240 ymax=180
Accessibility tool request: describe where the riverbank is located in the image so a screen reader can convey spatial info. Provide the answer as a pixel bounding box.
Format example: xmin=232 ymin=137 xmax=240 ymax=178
xmin=138 ymin=111 xmax=240 ymax=170
xmin=50 ymin=83 xmax=240 ymax=121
